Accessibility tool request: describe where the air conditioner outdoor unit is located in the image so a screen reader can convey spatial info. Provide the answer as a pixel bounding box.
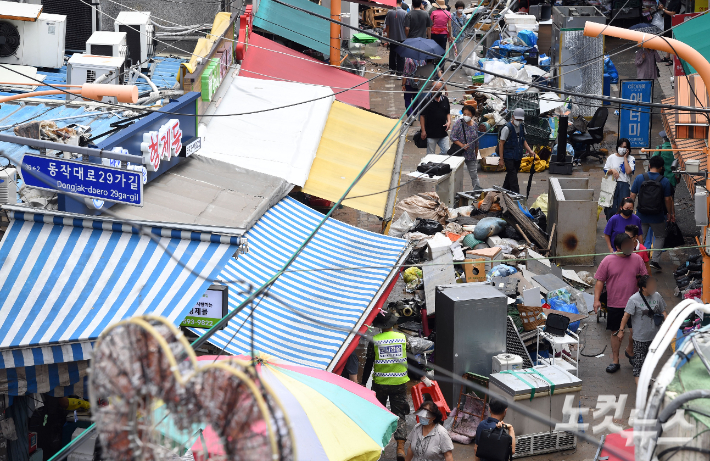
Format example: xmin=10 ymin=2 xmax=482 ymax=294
xmin=0 ymin=9 xmax=66 ymax=69
xmin=87 ymin=31 xmax=128 ymax=62
xmin=114 ymin=11 xmax=153 ymax=69
xmin=67 ymin=53 xmax=125 ymax=102
xmin=0 ymin=168 xmax=16 ymax=205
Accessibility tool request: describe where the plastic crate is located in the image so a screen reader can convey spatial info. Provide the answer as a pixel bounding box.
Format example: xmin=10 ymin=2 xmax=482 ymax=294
xmin=526 ymin=123 xmax=552 ymax=147
xmin=411 ymin=380 xmax=451 ymax=422
xmin=513 ymin=430 xmax=576 ymax=458
xmin=507 ymin=93 xmax=539 ymax=117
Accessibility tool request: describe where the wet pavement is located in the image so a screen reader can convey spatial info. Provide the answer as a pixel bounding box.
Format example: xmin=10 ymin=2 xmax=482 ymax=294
xmin=331 ymin=34 xmax=700 ymax=461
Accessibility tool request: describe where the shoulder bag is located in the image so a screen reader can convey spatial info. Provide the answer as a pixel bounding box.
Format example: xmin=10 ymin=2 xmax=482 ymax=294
xmin=447 ymin=120 xmax=468 ymax=156
xmin=476 ymin=426 xmax=513 ymax=461
xmin=640 ymin=292 xmax=664 ymax=327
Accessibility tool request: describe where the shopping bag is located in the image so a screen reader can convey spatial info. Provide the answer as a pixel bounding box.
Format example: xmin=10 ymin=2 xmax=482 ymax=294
xmin=652 ymin=12 xmax=664 ymax=31
xmin=664 ymin=221 xmax=685 ymax=248
xmin=598 ymin=173 xmax=617 ymax=208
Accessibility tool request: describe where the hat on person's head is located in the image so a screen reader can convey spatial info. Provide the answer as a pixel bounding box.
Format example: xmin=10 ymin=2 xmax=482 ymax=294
xmin=372 ymin=310 xmax=399 ymax=329
xmin=432 ymin=0 xmax=447 ymax=8
xmin=659 ymin=130 xmax=667 ymax=138
xmin=513 ymin=107 xmax=526 ymax=121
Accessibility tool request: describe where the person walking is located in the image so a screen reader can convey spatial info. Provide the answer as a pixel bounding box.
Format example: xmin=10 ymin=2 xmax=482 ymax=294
xmin=659 ymin=0 xmax=681 ymax=65
xmin=385 ymin=0 xmax=408 ymax=77
xmin=617 ymin=275 xmax=667 ymax=384
xmin=603 ymin=197 xmax=643 ymax=254
xmin=635 ymin=48 xmax=661 ymax=100
xmin=594 ymin=233 xmax=648 ymax=374
xmin=603 ymin=138 xmax=636 ymax=221
xmin=474 ymin=398 xmax=516 ymax=461
xmin=429 ymin=0 xmax=452 ymax=66
xmin=420 ymin=81 xmax=451 ymax=155
xmin=626 ymin=224 xmax=651 ymax=273
xmin=450 ymin=105 xmax=481 ymax=189
xmin=402 ymin=57 xmax=425 ymax=116
xmin=405 ymin=0 xmax=432 ymax=39
xmin=652 ymin=130 xmax=677 ymax=196
xmin=449 ymin=1 xmax=468 ymax=70
xmin=405 ymin=402 xmax=455 ymax=461
xmin=499 ymin=107 xmax=534 ymax=194
xmin=362 ymin=311 xmax=410 ymax=461
xmin=629 ymin=155 xmax=674 ymax=271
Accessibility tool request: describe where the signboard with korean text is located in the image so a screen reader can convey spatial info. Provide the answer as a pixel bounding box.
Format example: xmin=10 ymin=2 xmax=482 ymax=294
xmin=672 ymin=13 xmax=703 ymax=76
xmin=22 ymin=154 xmax=143 ymax=206
xmin=619 ymin=79 xmax=653 ymax=149
xmin=695 ymin=0 xmax=708 ymax=12
xmin=179 ymin=285 xmax=228 ymax=329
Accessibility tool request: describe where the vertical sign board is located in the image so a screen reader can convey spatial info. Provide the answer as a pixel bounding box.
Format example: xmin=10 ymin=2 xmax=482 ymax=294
xmin=672 ymin=13 xmax=703 ymax=77
xmin=619 ymin=80 xmax=653 ymax=149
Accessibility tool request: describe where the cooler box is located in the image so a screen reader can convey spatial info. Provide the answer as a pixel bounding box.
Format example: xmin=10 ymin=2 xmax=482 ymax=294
xmin=488 ymin=364 xmax=582 ymax=436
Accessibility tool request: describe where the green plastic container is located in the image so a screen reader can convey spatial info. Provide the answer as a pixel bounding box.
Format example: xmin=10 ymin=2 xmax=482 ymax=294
xmin=352 ymin=32 xmax=379 ymax=44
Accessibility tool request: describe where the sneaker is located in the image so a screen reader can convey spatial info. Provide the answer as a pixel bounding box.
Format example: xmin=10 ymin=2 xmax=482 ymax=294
xmin=649 ymin=261 xmax=662 ymax=272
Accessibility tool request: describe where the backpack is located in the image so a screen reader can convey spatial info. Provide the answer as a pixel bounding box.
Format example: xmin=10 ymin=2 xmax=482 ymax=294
xmin=476 ymin=426 xmax=513 ymax=461
xmin=637 ymin=173 xmax=665 ymax=215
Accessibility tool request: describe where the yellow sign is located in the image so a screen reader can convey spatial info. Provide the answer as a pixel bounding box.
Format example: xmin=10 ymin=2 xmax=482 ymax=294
xmin=695 ymin=0 xmax=708 ymax=13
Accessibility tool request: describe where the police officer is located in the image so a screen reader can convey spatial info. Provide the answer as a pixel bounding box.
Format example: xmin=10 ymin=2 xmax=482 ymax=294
xmin=499 ymin=107 xmax=535 ymax=194
xmin=362 ymin=311 xmax=410 ymax=461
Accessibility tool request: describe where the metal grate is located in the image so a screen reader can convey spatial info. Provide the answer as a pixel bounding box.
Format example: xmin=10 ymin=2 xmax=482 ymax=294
xmin=91 ymin=44 xmax=113 ymax=57
xmin=506 ymin=316 xmax=534 ymax=369
xmin=514 ymin=431 xmax=576 ymax=458
xmin=507 ymin=93 xmax=539 ymax=117
xmin=86 ymin=70 xmax=95 ymax=83
xmin=41 ymin=0 xmax=94 ymax=52
xmin=560 ymin=30 xmax=603 ymax=117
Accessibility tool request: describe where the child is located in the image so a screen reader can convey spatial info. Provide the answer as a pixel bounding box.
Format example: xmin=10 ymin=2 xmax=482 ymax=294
xmin=625 ymin=225 xmax=650 ymax=273
xmin=618 ymin=275 xmax=667 ymax=384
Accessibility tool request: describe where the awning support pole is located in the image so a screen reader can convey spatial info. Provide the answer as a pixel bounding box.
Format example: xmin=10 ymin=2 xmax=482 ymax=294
xmin=584 ymin=22 xmax=710 ymax=304
xmin=330 ymin=0 xmax=341 ymax=66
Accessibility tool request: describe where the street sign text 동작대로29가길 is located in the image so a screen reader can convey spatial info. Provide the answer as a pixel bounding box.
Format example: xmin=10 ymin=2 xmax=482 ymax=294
xmin=21 ymin=154 xmax=143 ymax=206
xmin=619 ymin=80 xmax=653 ymax=149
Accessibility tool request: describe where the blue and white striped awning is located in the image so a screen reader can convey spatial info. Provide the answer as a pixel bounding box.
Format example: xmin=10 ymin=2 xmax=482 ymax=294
xmin=191 ymin=197 xmax=408 ymax=370
xmin=0 ymin=206 xmax=244 ymax=370
xmin=0 ymin=361 xmax=89 ymax=397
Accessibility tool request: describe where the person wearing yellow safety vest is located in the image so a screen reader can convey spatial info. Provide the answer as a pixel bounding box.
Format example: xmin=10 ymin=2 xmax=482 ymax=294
xmin=362 ymin=310 xmax=411 ymax=461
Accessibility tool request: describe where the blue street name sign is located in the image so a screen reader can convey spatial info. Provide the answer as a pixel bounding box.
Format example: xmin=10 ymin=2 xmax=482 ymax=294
xmin=619 ymin=80 xmax=653 ymax=149
xmin=22 ymin=154 xmax=143 ymax=206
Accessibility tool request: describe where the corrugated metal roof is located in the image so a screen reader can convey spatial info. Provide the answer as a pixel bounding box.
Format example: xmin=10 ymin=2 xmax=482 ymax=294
xmin=0 ymin=56 xmax=187 ymax=101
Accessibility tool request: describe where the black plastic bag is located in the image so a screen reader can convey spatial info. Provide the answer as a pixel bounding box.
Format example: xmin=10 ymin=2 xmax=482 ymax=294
xmin=412 ymin=130 xmax=427 ymax=148
xmin=502 ymin=225 xmax=523 ymax=240
xmin=664 ymin=221 xmax=684 ymax=248
xmin=411 ymin=219 xmax=443 ymax=235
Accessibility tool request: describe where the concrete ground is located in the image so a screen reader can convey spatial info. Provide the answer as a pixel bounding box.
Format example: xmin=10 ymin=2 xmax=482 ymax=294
xmin=331 ymin=34 xmax=700 ymax=461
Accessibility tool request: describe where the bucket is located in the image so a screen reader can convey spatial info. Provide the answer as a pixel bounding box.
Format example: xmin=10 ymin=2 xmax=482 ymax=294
xmin=478 ymin=131 xmax=498 ymax=148
xmin=540 ymin=5 xmax=552 ymax=21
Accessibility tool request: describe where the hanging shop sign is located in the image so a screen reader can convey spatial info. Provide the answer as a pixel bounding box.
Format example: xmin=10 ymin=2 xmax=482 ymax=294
xmin=179 ymin=285 xmax=229 ymax=329
xmin=618 ymin=79 xmax=653 ymax=149
xmin=57 ymin=92 xmax=200 ymax=215
xmin=22 ymin=154 xmax=144 ymax=206
xmin=201 ymin=58 xmax=223 ymax=101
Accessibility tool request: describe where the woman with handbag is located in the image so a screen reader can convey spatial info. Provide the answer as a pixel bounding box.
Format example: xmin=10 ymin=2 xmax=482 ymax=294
xmin=405 ymin=401 xmax=454 ymax=461
xmin=603 ymin=138 xmax=635 ymax=221
xmin=449 ymin=105 xmax=482 ymax=189
xmin=618 ymin=275 xmax=668 ymax=384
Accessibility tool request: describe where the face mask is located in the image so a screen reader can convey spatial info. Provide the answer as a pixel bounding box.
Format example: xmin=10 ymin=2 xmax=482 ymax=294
xmin=457 ymin=8 xmax=464 ymax=12
xmin=419 ymin=417 xmax=430 ymax=425
xmin=463 ymin=115 xmax=472 ymax=122
xmin=618 ymin=147 xmax=628 ymax=155
xmin=513 ymin=119 xmax=521 ymax=126
xmin=621 ymin=209 xmax=633 ymax=217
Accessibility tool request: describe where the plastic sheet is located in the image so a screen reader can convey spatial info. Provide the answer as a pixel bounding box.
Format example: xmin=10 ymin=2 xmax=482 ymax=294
xmin=389 ymin=211 xmax=415 ymax=237
xmin=488 ymin=264 xmax=518 ymax=278
xmin=547 ymin=297 xmax=581 ymax=332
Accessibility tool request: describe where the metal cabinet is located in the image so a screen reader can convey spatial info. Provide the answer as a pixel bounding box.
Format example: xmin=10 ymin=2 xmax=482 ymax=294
xmin=435 ymin=283 xmax=508 ymax=406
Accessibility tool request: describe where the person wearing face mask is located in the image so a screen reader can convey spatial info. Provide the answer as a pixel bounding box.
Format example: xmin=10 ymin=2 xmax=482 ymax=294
xmin=405 ymin=401 xmax=454 ymax=461
xmin=450 ymin=105 xmax=481 ymax=189
xmin=449 ymin=1 xmax=468 ymax=70
xmin=499 ymin=108 xmax=535 ymax=194
xmin=603 ymin=138 xmax=635 ymax=221
xmin=420 ymin=80 xmax=451 ymax=155
xmin=603 ymin=197 xmax=642 ymax=254
xmin=618 ymin=275 xmax=667 ymax=384
xmin=594 ymin=233 xmax=648 ymax=374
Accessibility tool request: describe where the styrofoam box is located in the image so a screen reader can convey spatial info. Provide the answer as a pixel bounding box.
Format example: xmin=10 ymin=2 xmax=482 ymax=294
xmin=508 ymin=23 xmax=539 ymax=32
xmin=505 ymin=13 xmax=538 ymax=24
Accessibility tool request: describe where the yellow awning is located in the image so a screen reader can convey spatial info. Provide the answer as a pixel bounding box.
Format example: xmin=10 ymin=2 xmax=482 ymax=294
xmin=179 ymin=12 xmax=232 ymax=79
xmin=303 ymin=101 xmax=401 ymax=218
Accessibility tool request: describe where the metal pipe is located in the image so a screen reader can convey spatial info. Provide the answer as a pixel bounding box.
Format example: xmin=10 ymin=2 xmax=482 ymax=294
xmin=0 ymin=84 xmax=139 ymax=104
xmin=0 ymin=133 xmax=143 ymax=163
xmin=584 ymin=22 xmax=710 ymax=304
xmin=330 ymin=0 xmax=341 ymax=66
xmin=0 ymin=82 xmax=82 ymax=88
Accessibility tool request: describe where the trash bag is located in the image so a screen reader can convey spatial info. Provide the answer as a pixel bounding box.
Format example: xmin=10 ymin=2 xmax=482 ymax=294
xmin=547 ymin=298 xmax=581 ymax=332
xmin=530 ymin=193 xmax=548 ymax=214
xmin=412 ymin=130 xmax=427 ymax=148
xmin=412 ymin=219 xmax=444 ymax=235
xmin=488 ymin=264 xmax=518 ymax=278
xmin=530 ymin=207 xmax=547 ymax=231
xmin=502 ymin=225 xmax=522 ymax=240
xmin=403 ymin=267 xmax=423 ymax=283
xmin=517 ymin=30 xmax=537 ymax=47
xmin=389 ymin=211 xmax=415 ymax=237
xmin=664 ymin=222 xmax=685 ymax=248
xmin=604 ymin=55 xmax=619 ymax=84
xmin=473 ymin=217 xmax=508 ymax=240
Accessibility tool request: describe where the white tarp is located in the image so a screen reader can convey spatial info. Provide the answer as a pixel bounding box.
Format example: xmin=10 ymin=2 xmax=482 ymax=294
xmin=199 ymin=76 xmax=334 ymax=186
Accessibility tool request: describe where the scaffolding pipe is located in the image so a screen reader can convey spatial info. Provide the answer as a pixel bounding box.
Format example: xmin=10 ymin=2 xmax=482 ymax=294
xmin=584 ymin=22 xmax=710 ymax=305
xmin=330 ymin=0 xmax=341 ymax=66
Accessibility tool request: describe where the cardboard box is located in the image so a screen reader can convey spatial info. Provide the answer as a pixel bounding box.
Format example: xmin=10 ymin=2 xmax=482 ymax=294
xmin=465 ymin=246 xmax=503 ymax=271
xmin=464 ymin=259 xmax=487 ymax=282
xmin=479 ymin=147 xmax=505 ymax=172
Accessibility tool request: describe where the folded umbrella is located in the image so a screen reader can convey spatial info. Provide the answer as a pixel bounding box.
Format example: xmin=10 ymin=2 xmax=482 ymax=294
xmin=396 ymin=37 xmax=445 ymax=61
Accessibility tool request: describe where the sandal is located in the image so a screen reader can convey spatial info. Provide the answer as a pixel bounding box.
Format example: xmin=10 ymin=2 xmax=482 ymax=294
xmin=626 ymin=350 xmax=635 ymax=364
xmin=606 ymin=363 xmax=621 ymax=373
